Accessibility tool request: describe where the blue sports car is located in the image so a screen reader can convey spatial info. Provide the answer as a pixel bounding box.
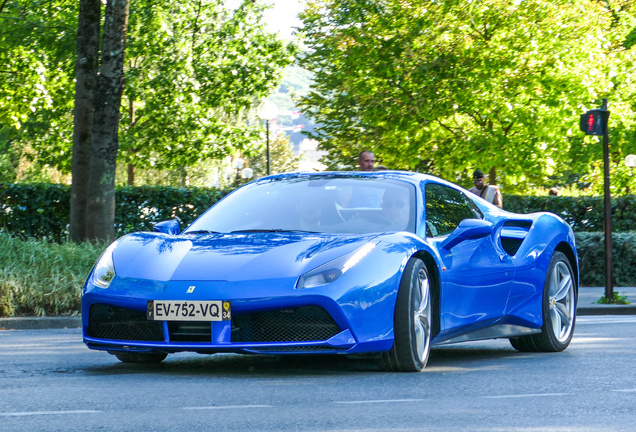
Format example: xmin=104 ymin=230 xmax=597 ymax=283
xmin=82 ymin=171 xmax=578 ymax=372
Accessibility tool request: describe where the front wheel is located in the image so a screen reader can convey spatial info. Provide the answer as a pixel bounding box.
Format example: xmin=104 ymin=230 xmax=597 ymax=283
xmin=510 ymin=251 xmax=577 ymax=352
xmin=113 ymin=351 xmax=168 ymax=363
xmin=380 ymin=258 xmax=432 ymax=372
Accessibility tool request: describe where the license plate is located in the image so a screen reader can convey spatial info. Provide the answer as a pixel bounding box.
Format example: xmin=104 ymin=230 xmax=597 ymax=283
xmin=147 ymin=300 xmax=231 ymax=321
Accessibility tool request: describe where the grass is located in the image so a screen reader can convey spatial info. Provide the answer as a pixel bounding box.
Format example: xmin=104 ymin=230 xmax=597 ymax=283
xmin=0 ymin=234 xmax=105 ymax=317
xmin=595 ymin=292 xmax=631 ymax=305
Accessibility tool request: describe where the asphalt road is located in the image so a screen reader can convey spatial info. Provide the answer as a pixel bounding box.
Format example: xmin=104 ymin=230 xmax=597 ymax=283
xmin=1 ymin=316 xmax=636 ymax=432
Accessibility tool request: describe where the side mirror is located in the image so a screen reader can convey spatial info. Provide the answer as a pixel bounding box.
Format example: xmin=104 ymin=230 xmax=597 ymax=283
xmin=441 ymin=219 xmax=493 ymax=250
xmin=153 ymin=219 xmax=180 ymax=235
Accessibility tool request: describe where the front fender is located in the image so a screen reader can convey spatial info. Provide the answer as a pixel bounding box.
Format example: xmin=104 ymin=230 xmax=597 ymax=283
xmin=330 ymin=232 xmax=438 ymax=349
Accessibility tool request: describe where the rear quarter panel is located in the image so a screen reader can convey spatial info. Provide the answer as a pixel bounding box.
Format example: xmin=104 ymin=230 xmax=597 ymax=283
xmin=504 ymin=212 xmax=578 ymax=328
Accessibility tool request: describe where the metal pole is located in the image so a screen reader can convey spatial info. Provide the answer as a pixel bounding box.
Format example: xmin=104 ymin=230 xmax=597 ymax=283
xmin=601 ymin=98 xmax=613 ymax=300
xmin=266 ymin=119 xmax=271 ymax=176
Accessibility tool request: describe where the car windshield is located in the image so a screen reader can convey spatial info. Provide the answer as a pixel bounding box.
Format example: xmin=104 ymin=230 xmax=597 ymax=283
xmin=185 ymin=176 xmax=417 ymax=235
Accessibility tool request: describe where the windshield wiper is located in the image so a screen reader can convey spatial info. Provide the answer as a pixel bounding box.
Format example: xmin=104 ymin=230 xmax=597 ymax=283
xmin=185 ymin=230 xmax=222 ymax=235
xmin=230 ymin=229 xmax=320 ymax=234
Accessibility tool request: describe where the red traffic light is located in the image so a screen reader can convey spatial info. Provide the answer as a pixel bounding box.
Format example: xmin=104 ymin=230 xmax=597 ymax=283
xmin=580 ymin=109 xmax=609 ymax=136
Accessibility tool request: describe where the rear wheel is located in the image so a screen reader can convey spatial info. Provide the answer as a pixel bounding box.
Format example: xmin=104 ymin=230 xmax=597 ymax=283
xmin=510 ymin=251 xmax=576 ymax=352
xmin=380 ymin=258 xmax=432 ymax=372
xmin=113 ymin=352 xmax=168 ymax=363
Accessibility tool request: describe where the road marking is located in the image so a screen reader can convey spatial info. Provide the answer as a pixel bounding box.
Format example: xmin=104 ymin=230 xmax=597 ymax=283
xmin=334 ymin=399 xmax=426 ymax=404
xmin=0 ymin=410 xmax=101 ymax=417
xmin=483 ymin=393 xmax=569 ymax=399
xmin=181 ymin=405 xmax=271 ymax=410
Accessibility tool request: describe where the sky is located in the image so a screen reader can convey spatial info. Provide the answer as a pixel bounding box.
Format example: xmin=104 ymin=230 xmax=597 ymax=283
xmin=226 ymin=0 xmax=305 ymax=40
xmin=262 ymin=0 xmax=305 ymax=40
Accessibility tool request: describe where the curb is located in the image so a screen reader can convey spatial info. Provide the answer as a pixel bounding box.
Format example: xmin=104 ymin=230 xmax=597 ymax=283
xmin=0 ymin=317 xmax=82 ymax=330
xmin=577 ymin=305 xmax=636 ymax=316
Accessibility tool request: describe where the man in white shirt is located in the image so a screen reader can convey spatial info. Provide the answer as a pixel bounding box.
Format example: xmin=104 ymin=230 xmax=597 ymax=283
xmin=469 ymin=169 xmax=503 ymax=208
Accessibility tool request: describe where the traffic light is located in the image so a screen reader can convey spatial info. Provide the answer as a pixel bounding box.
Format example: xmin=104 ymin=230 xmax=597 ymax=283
xmin=580 ymin=109 xmax=609 ymax=136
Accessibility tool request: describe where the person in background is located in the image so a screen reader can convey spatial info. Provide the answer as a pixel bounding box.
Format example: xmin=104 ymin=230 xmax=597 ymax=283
xmin=357 ymin=150 xmax=376 ymax=171
xmin=469 ymin=169 xmax=503 ymax=208
xmin=373 ymin=165 xmax=388 ymax=171
xmin=549 ymin=187 xmax=561 ymax=197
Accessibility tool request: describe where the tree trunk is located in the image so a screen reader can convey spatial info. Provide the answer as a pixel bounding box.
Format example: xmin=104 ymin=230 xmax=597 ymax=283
xmin=489 ymin=166 xmax=497 ymax=185
xmin=70 ymin=0 xmax=101 ymax=242
xmin=85 ymin=0 xmax=130 ymax=242
xmin=127 ymin=163 xmax=135 ymax=186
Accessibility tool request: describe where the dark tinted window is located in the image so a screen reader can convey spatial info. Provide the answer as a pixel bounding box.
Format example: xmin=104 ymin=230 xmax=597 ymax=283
xmin=425 ymin=184 xmax=480 ymax=237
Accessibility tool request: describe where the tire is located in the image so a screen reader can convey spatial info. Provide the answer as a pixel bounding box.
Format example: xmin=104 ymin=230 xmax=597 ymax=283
xmin=113 ymin=351 xmax=168 ymax=364
xmin=380 ymin=258 xmax=432 ymax=372
xmin=510 ymin=251 xmax=577 ymax=352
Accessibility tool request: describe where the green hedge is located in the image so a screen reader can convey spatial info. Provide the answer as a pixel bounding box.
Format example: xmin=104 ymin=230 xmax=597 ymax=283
xmin=0 ymin=231 xmax=633 ymax=317
xmin=504 ymin=195 xmax=636 ymax=232
xmin=575 ymin=232 xmax=636 ymax=287
xmin=0 ymin=183 xmax=229 ymax=242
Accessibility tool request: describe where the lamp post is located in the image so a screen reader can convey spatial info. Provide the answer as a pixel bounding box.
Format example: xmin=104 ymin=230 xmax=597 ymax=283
xmin=231 ymin=158 xmax=254 ymax=186
xmin=256 ymin=100 xmax=278 ymax=176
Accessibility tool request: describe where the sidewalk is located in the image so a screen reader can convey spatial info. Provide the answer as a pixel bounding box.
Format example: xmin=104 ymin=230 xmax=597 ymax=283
xmin=577 ymin=286 xmax=636 ymax=316
xmin=0 ymin=288 xmax=634 ymax=330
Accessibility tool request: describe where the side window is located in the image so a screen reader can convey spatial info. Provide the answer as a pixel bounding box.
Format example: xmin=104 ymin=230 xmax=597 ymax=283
xmin=464 ymin=193 xmax=484 ymax=219
xmin=425 ymin=184 xmax=480 ymax=237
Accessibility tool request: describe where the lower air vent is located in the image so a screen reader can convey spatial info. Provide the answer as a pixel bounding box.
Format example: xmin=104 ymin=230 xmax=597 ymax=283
xmin=231 ymin=306 xmax=341 ymax=343
xmin=249 ymin=346 xmax=344 ymax=352
xmin=168 ymin=321 xmax=212 ymax=342
xmin=88 ymin=304 xmax=164 ymax=342
xmin=501 ymin=237 xmax=523 ymax=256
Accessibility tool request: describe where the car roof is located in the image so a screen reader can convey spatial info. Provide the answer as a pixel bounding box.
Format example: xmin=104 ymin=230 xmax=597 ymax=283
xmin=255 ymin=170 xmax=439 ymax=186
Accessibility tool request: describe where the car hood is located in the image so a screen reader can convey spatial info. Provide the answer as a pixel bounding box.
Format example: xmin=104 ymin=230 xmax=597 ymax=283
xmin=111 ymin=232 xmax=379 ymax=282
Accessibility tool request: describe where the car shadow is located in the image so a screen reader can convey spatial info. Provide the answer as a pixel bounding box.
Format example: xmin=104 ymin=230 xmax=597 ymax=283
xmin=82 ymin=344 xmax=519 ymax=377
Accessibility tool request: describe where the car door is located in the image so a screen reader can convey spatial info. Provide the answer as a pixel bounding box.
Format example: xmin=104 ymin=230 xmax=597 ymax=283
xmin=424 ymin=183 xmax=514 ymax=336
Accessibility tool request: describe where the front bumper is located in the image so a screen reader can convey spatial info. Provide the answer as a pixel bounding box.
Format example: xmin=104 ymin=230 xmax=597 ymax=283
xmin=81 ymin=277 xmax=397 ymax=355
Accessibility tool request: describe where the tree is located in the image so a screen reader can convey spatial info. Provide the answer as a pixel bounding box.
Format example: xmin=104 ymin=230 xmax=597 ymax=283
xmin=0 ymin=0 xmax=78 ymax=180
xmin=83 ymin=0 xmax=130 ymax=241
xmin=299 ymin=0 xmax=636 ymax=192
xmin=118 ymin=0 xmax=295 ymax=185
xmin=245 ymin=133 xmax=301 ymax=179
xmin=1 ymin=0 xmax=295 ymax=241
xmin=70 ymin=0 xmax=100 ymax=241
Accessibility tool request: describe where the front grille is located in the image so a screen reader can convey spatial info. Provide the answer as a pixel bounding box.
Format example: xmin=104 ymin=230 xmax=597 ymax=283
xmin=88 ymin=304 xmax=163 ymax=342
xmin=231 ymin=306 xmax=341 ymax=343
xmin=168 ymin=321 xmax=212 ymax=342
xmin=501 ymin=237 xmax=523 ymax=256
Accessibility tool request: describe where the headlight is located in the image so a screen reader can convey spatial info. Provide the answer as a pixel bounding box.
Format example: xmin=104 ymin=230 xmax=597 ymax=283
xmin=296 ymin=242 xmax=377 ymax=289
xmin=91 ymin=242 xmax=118 ymax=288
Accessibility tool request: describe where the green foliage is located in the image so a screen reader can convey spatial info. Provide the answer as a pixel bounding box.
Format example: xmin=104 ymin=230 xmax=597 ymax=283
xmin=595 ymin=292 xmax=630 ymax=305
xmin=504 ymin=194 xmax=636 ymax=232
xmin=0 ymin=0 xmax=296 ymax=178
xmin=118 ymin=0 xmax=297 ymax=172
xmin=115 ymin=185 xmax=229 ymax=234
xmin=0 ymin=183 xmax=230 ymax=242
xmin=245 ymin=134 xmax=301 ymax=179
xmin=0 ymin=0 xmax=78 ymax=172
xmin=298 ymin=0 xmax=636 ymax=192
xmin=0 ymin=234 xmax=103 ymax=317
xmin=576 ymin=231 xmax=636 ymax=287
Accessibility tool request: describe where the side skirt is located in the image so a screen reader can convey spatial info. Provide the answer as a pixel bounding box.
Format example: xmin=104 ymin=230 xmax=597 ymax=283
xmin=433 ymin=324 xmax=541 ymax=345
